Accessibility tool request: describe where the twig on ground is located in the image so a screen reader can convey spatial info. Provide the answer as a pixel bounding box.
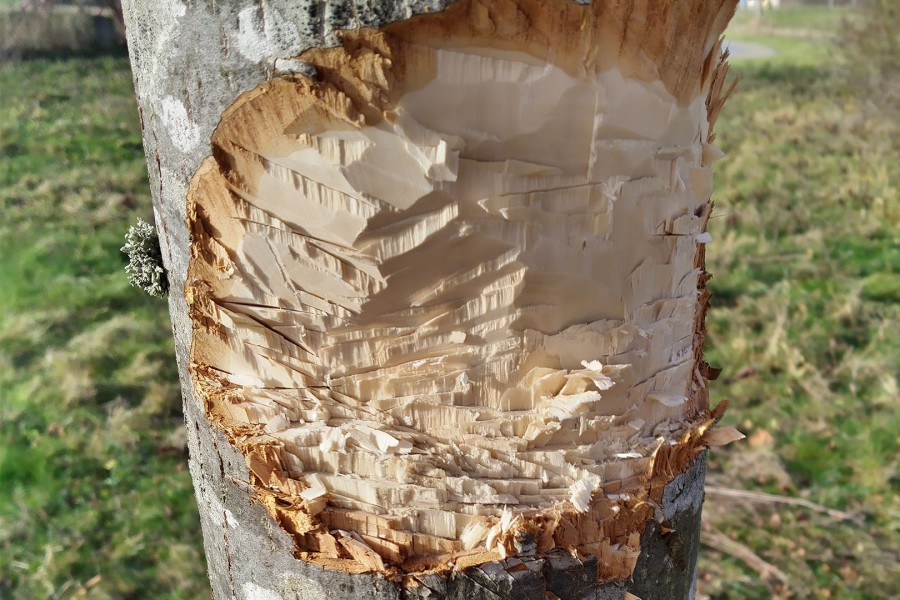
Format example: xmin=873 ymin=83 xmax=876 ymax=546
xmin=705 ymin=485 xmax=860 ymax=522
xmin=701 ymin=521 xmax=790 ymax=588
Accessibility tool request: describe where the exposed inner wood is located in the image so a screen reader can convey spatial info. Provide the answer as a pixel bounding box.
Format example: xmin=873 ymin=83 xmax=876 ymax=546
xmin=186 ymin=0 xmax=737 ymax=581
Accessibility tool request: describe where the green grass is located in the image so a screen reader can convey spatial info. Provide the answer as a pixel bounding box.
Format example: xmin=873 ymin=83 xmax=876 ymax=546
xmin=729 ymin=5 xmax=858 ymax=35
xmin=1 ymin=6 xmax=898 ymax=600
xmin=726 ymin=5 xmax=860 ymax=69
xmin=0 ymin=57 xmax=208 ymax=599
xmin=700 ymin=8 xmax=900 ymax=600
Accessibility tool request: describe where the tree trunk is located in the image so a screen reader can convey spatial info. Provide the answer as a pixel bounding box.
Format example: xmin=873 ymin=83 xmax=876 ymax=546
xmin=120 ymin=1 xmax=739 ymax=598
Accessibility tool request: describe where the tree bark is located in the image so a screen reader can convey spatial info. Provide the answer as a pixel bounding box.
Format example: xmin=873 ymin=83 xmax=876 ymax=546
xmin=121 ymin=1 xmax=738 ymax=598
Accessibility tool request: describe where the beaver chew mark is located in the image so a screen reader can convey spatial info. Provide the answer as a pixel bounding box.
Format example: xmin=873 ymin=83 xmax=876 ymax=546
xmin=186 ymin=0 xmax=737 ymax=580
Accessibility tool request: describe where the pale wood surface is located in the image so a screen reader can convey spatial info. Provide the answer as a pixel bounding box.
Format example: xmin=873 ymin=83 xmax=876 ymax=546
xmin=120 ymin=1 xmax=730 ymax=597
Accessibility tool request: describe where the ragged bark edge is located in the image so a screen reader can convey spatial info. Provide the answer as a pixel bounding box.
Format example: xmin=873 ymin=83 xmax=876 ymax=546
xmin=191 ymin=398 xmax=711 ymax=600
xmin=183 ymin=0 xmax=739 ymax=586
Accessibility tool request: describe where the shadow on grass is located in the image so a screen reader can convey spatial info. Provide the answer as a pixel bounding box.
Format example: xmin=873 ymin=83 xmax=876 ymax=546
xmin=2 ymin=43 xmax=128 ymax=62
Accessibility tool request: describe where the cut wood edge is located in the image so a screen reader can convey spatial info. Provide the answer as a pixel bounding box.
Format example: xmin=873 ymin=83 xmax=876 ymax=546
xmin=183 ymin=0 xmax=739 ymax=588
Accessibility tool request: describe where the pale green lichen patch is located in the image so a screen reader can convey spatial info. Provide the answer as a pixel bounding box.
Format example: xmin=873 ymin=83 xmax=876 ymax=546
xmin=122 ymin=218 xmax=168 ymax=298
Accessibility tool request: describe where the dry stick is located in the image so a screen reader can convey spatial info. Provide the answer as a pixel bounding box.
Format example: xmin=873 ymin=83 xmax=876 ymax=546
xmin=705 ymin=485 xmax=860 ymax=522
xmin=701 ymin=522 xmax=790 ymax=587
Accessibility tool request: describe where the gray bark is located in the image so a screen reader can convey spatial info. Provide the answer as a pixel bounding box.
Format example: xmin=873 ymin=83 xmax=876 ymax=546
xmin=120 ymin=1 xmax=709 ymax=598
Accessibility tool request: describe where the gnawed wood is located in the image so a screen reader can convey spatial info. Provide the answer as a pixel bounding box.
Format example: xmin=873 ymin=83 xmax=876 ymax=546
xmin=122 ymin=0 xmax=739 ymax=596
xmin=184 ymin=0 xmax=737 ymax=584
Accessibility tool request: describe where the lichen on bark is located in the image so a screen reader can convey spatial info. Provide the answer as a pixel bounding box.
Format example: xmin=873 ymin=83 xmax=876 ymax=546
xmin=122 ymin=217 xmax=168 ymax=297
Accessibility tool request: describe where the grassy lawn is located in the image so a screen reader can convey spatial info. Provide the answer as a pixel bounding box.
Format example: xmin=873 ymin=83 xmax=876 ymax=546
xmin=0 ymin=6 xmax=897 ymax=600
xmin=0 ymin=57 xmax=208 ymax=599
xmin=700 ymin=9 xmax=899 ymax=600
xmin=729 ymin=5 xmax=858 ymax=34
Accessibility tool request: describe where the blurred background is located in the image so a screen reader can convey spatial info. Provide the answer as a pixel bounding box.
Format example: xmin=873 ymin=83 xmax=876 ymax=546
xmin=0 ymin=1 xmax=897 ymax=598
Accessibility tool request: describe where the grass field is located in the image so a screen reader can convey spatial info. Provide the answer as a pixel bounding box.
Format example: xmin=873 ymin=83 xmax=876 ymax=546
xmin=700 ymin=7 xmax=899 ymax=599
xmin=0 ymin=58 xmax=208 ymax=598
xmin=1 ymin=6 xmax=897 ymax=600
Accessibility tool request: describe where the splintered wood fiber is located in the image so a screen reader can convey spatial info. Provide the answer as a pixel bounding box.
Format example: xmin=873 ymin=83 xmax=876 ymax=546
xmin=185 ymin=0 xmax=739 ymax=579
